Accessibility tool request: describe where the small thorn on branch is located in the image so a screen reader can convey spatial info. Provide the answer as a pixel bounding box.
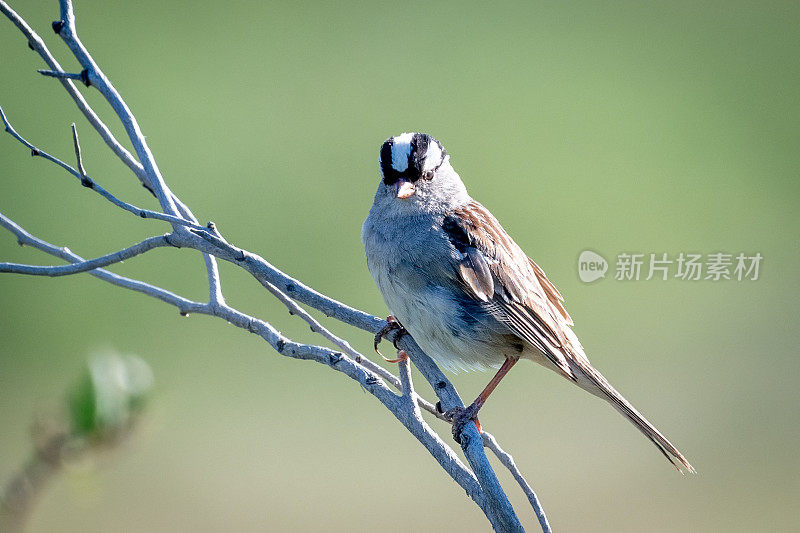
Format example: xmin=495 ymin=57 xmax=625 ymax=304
xmin=70 ymin=123 xmax=89 ymax=185
xmin=38 ymin=70 xmax=87 ymax=84
xmin=27 ymin=40 xmax=35 ymax=51
xmin=37 ymin=68 xmax=91 ymax=87
xmin=30 ymin=147 xmax=40 ymax=157
xmin=205 ymin=221 xmax=230 ymax=245
xmin=51 ymin=20 xmax=64 ymax=34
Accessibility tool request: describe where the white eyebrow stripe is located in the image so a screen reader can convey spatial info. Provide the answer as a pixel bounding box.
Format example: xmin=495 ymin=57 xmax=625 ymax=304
xmin=423 ymin=141 xmax=443 ymax=171
xmin=391 ymin=132 xmax=414 ymax=172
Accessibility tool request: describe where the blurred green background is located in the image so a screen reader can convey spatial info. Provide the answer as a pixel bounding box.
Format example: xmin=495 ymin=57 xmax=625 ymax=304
xmin=1 ymin=1 xmax=798 ymax=531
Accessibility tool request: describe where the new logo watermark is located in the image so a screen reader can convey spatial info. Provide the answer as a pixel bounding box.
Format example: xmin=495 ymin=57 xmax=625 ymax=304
xmin=577 ymin=250 xmax=608 ymax=283
xmin=577 ymin=251 xmax=762 ymax=283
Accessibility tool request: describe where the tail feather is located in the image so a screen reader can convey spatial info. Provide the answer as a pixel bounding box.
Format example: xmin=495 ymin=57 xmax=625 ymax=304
xmin=576 ymin=362 xmax=696 ymax=474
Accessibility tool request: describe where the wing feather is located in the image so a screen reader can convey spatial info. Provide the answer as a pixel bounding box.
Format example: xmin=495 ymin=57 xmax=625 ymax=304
xmin=441 ymin=202 xmax=695 ymax=471
xmin=458 ymin=247 xmax=494 ymax=301
xmin=443 ymin=201 xmax=577 ymax=380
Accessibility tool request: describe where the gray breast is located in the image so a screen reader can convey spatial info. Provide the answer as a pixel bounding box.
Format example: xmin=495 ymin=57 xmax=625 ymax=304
xmin=364 ymin=214 xmax=509 ymax=371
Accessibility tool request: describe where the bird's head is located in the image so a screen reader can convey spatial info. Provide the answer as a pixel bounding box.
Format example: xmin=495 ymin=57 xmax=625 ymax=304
xmin=375 ymin=132 xmax=469 ymax=214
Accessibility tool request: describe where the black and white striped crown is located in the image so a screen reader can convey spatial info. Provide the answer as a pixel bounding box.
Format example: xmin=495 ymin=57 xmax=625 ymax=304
xmin=379 ymin=132 xmax=447 ymax=185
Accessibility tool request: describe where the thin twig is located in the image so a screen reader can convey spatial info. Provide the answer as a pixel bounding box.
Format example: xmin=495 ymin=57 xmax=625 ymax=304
xmin=0 ymin=234 xmax=173 ymax=276
xmin=56 ymin=0 xmax=179 ymax=217
xmin=195 ymin=224 xmax=434 ymax=414
xmin=0 ymin=106 xmax=204 ymax=231
xmin=0 ymin=214 xmax=205 ymax=314
xmin=1 ymin=1 xmax=227 ymax=317
xmin=203 ymin=223 xmax=225 ymax=306
xmin=483 ymin=432 xmax=552 ymax=533
xmin=54 ymin=0 xmax=228 ymax=329
xmin=38 ymin=68 xmax=88 ymax=86
xmin=254 ymin=273 xmax=403 ymax=390
xmin=393 ymin=335 xmax=523 ymax=531
xmin=417 ymin=396 xmax=449 ymax=421
xmin=0 ymin=0 xmax=152 ymax=190
xmin=70 ymin=123 xmax=86 ymax=177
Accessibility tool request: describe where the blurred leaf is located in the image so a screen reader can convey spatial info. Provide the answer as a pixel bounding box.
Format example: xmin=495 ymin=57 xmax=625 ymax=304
xmin=67 ymin=351 xmax=153 ymax=439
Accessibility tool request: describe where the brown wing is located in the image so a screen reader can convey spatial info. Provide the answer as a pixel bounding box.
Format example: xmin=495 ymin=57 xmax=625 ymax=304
xmin=443 ymin=201 xmax=577 ymax=380
xmin=529 ymin=257 xmax=572 ymax=325
xmin=444 ymin=203 xmax=698 ymax=472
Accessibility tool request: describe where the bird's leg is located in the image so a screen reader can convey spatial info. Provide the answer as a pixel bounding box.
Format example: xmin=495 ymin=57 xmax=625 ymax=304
xmin=445 ymin=357 xmax=518 ymax=444
xmin=374 ymin=315 xmax=409 ymax=358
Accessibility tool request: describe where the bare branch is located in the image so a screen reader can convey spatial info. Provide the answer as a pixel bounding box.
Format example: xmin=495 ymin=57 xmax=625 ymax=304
xmin=253 ymin=268 xmax=403 ymax=390
xmin=0 ymin=213 xmax=205 ymax=314
xmin=0 ymin=0 xmax=151 ymax=190
xmin=186 ymin=227 xmax=381 ymax=330
xmin=38 ymin=68 xmax=89 ymax=86
xmin=0 ymin=233 xmax=172 ymax=276
xmin=55 ymin=0 xmax=178 ymax=217
xmin=248 ymin=272 xmax=444 ymax=418
xmin=0 ymin=214 xmax=495 ymax=521
xmin=202 ymin=222 xmax=226 ymax=306
xmin=1 ymin=102 xmax=226 ymax=321
xmin=417 ymin=396 xmax=449 ymax=421
xmin=483 ymin=432 xmax=552 ymax=533
xmin=184 ymin=222 xmax=528 ymax=528
xmin=51 ymin=0 xmax=229 ymax=326
xmin=245 ymin=256 xmax=444 ymax=415
xmin=0 ymin=106 xmax=204 ymax=231
xmin=166 ymin=224 xmax=446 ymax=438
xmin=180 ymin=228 xmax=527 ymax=529
xmin=394 ymin=335 xmax=525 ymax=531
xmin=398 ymin=356 xmax=415 ymax=399
xmin=0 ymin=2 xmax=550 ymax=530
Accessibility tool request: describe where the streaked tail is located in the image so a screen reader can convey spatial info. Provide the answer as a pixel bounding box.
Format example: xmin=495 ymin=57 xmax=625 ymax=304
xmin=576 ymin=362 xmax=695 ymax=474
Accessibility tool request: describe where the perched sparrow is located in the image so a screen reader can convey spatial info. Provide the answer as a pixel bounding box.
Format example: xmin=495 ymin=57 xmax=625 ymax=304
xmin=362 ymin=132 xmax=694 ymax=473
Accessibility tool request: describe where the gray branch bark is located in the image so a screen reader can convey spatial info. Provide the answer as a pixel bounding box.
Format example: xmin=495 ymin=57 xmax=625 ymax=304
xmin=0 ymin=2 xmax=552 ymax=531
xmin=0 ymin=234 xmax=172 ymax=276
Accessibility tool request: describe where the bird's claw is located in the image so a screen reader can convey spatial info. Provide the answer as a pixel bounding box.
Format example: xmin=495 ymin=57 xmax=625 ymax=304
xmin=443 ymin=402 xmax=482 ymax=444
xmin=382 ymin=349 xmax=409 ymax=364
xmin=374 ymin=315 xmax=408 ymax=356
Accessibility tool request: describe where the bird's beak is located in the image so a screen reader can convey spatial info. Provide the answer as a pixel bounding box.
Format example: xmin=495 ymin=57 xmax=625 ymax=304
xmin=395 ymin=178 xmax=416 ymax=199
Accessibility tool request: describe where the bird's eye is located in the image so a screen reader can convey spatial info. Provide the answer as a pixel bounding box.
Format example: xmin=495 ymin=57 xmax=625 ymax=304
xmin=422 ymin=170 xmax=434 ymax=180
